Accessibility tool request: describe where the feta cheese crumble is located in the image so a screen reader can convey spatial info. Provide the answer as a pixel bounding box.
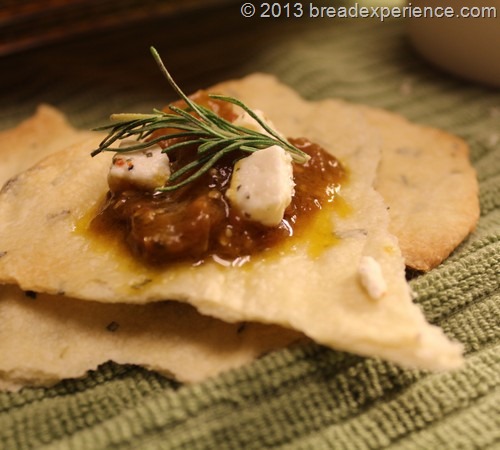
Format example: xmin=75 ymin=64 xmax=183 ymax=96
xmin=358 ymin=256 xmax=387 ymax=300
xmin=108 ymin=141 xmax=170 ymax=192
xmin=226 ymin=145 xmax=295 ymax=227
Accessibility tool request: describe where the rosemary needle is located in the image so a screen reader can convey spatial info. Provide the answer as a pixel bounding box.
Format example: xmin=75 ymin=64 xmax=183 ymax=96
xmin=92 ymin=46 xmax=309 ymax=192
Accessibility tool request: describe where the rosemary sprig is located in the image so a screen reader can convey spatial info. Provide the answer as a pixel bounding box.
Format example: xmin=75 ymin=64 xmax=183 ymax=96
xmin=92 ymin=46 xmax=309 ymax=192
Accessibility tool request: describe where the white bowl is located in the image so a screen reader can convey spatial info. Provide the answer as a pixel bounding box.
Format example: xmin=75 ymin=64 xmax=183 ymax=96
xmin=407 ymin=0 xmax=500 ymax=87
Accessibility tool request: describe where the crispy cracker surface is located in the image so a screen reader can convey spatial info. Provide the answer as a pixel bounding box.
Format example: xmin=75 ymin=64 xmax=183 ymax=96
xmin=0 ymin=286 xmax=301 ymax=391
xmin=0 ymin=105 xmax=95 ymax=188
xmin=361 ymin=106 xmax=479 ymax=271
xmin=0 ymin=106 xmax=301 ymax=391
xmin=0 ymin=74 xmax=463 ymax=371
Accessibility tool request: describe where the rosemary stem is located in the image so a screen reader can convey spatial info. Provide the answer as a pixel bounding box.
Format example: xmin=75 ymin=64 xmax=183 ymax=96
xmin=92 ymin=47 xmax=311 ymax=189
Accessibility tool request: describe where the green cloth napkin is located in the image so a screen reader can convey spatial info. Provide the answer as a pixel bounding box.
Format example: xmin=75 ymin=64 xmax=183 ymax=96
xmin=0 ymin=6 xmax=499 ymax=449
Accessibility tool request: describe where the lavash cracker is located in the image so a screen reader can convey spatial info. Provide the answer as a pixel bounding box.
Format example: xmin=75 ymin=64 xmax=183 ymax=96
xmin=0 ymin=286 xmax=301 ymax=391
xmin=361 ymin=105 xmax=479 ymax=271
xmin=0 ymin=104 xmax=96 ymax=188
xmin=214 ymin=75 xmax=479 ymax=271
xmin=0 ymin=74 xmax=463 ymax=382
xmin=0 ymin=106 xmax=302 ymax=391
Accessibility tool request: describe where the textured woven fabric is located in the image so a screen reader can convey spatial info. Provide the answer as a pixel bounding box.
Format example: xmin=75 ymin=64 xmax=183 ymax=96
xmin=0 ymin=5 xmax=499 ymax=449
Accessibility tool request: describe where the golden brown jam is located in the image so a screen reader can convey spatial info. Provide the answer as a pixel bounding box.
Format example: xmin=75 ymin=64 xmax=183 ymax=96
xmin=91 ymin=93 xmax=345 ymax=266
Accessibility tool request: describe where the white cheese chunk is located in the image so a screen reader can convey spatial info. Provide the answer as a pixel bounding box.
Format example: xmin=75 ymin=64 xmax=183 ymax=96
xmin=226 ymin=145 xmax=294 ymax=227
xmin=108 ymin=141 xmax=170 ymax=192
xmin=233 ymin=109 xmax=284 ymax=139
xmin=358 ymin=256 xmax=387 ymax=300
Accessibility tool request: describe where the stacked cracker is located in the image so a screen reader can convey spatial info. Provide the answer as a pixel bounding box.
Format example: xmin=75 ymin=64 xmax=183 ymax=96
xmin=0 ymin=75 xmax=478 ymax=391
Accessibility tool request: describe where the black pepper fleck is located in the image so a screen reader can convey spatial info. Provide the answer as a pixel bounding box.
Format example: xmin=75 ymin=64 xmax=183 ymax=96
xmin=131 ymin=278 xmax=153 ymax=289
xmin=47 ymin=210 xmax=71 ymax=221
xmin=106 ymin=321 xmax=120 ymax=332
xmin=24 ymin=290 xmax=37 ymax=299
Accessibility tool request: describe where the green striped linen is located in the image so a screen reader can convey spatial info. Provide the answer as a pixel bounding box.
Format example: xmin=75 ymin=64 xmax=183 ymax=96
xmin=0 ymin=6 xmax=498 ymax=449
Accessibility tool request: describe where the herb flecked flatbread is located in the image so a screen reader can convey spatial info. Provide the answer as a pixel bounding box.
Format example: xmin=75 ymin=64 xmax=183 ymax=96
xmin=0 ymin=74 xmax=464 ymax=379
xmin=0 ymin=286 xmax=302 ymax=391
xmin=215 ymin=76 xmax=479 ymax=272
xmin=0 ymin=104 xmax=95 ymax=188
xmin=362 ymin=106 xmax=479 ymax=271
xmin=0 ymin=107 xmax=302 ymax=391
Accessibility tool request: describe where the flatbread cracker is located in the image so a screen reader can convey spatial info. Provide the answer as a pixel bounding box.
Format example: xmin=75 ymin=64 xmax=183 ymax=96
xmin=0 ymin=285 xmax=301 ymax=391
xmin=0 ymin=104 xmax=95 ymax=188
xmin=0 ymin=107 xmax=302 ymax=391
xmin=0 ymin=74 xmax=463 ymax=371
xmin=362 ymin=106 xmax=479 ymax=271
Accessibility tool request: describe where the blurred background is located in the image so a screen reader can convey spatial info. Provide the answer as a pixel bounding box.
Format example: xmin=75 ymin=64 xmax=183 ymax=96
xmin=0 ymin=0 xmax=498 ymax=132
xmin=1 ymin=0 xmax=410 ymax=56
